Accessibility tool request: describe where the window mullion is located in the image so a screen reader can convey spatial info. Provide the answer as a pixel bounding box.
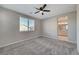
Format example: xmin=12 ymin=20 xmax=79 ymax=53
xmin=28 ymin=19 xmax=29 ymax=31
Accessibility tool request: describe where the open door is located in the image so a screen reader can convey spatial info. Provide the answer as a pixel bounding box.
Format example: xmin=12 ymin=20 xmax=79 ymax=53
xmin=57 ymin=16 xmax=69 ymax=41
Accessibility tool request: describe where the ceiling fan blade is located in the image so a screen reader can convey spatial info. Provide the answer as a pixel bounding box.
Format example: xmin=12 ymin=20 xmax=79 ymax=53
xmin=35 ymin=11 xmax=40 ymax=14
xmin=42 ymin=4 xmax=47 ymax=9
xmin=43 ymin=10 xmax=50 ymax=12
xmin=35 ymin=8 xmax=40 ymax=10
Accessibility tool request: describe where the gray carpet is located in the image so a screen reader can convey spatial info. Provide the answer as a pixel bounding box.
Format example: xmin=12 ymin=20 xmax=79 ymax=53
xmin=1 ymin=36 xmax=79 ymax=55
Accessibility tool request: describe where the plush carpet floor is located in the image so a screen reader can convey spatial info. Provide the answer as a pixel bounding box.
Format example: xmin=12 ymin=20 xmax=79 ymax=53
xmin=1 ymin=36 xmax=79 ymax=55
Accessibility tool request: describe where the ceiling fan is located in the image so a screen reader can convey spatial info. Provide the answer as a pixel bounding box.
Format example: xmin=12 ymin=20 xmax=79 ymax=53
xmin=34 ymin=4 xmax=50 ymax=15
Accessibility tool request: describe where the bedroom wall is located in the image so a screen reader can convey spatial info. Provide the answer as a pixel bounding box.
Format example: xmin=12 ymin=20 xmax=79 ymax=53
xmin=68 ymin=12 xmax=76 ymax=43
xmin=77 ymin=5 xmax=79 ymax=52
xmin=42 ymin=12 xmax=76 ymax=43
xmin=0 ymin=7 xmax=41 ymax=47
xmin=42 ymin=17 xmax=57 ymax=39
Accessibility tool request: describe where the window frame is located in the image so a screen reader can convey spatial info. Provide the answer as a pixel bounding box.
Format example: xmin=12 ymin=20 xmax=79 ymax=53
xmin=20 ymin=16 xmax=35 ymax=32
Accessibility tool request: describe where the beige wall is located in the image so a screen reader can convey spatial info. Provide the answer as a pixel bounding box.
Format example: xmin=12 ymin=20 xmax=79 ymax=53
xmin=77 ymin=5 xmax=79 ymax=52
xmin=0 ymin=7 xmax=41 ymax=47
xmin=68 ymin=12 xmax=76 ymax=43
xmin=42 ymin=17 xmax=57 ymax=39
xmin=42 ymin=12 xmax=76 ymax=43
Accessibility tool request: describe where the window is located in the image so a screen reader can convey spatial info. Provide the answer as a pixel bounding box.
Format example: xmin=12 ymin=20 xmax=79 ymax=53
xmin=29 ymin=19 xmax=35 ymax=31
xmin=20 ymin=16 xmax=35 ymax=32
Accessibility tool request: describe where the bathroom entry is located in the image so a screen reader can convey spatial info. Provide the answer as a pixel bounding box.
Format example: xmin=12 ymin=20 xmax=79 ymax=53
xmin=57 ymin=16 xmax=68 ymax=41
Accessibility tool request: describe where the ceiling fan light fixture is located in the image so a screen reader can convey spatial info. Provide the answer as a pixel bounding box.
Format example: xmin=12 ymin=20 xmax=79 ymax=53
xmin=34 ymin=4 xmax=50 ymax=15
xmin=39 ymin=11 xmax=43 ymax=13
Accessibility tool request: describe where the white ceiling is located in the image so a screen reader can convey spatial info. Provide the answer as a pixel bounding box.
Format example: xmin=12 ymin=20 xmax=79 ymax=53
xmin=1 ymin=4 xmax=76 ymax=20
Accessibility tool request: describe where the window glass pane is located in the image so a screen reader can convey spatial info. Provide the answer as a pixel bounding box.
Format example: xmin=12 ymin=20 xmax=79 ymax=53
xmin=29 ymin=19 xmax=35 ymax=31
xmin=20 ymin=17 xmax=28 ymax=31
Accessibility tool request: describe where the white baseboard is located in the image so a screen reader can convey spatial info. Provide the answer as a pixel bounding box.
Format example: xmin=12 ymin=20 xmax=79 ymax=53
xmin=42 ymin=34 xmax=76 ymax=44
xmin=65 ymin=40 xmax=77 ymax=44
xmin=42 ymin=34 xmax=58 ymax=40
xmin=0 ymin=35 xmax=40 ymax=48
xmin=0 ymin=34 xmax=76 ymax=50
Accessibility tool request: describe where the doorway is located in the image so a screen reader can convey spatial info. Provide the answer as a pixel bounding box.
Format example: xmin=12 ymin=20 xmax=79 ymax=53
xmin=57 ymin=16 xmax=69 ymax=41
